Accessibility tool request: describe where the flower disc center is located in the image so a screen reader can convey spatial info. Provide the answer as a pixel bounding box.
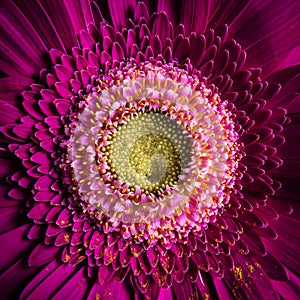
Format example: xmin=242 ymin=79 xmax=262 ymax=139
xmin=108 ymin=112 xmax=192 ymax=193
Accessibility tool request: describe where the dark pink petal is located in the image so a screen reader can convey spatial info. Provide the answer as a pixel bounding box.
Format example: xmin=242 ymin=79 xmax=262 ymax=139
xmin=112 ymin=42 xmax=125 ymax=61
xmin=108 ymin=0 xmax=136 ymax=30
xmin=46 ymin=224 xmax=64 ymax=237
xmin=225 ymin=253 xmax=280 ymax=300
xmin=19 ymin=259 xmax=61 ymax=299
xmin=173 ymin=277 xmax=199 ymax=300
xmin=275 ymin=269 xmax=300 ymax=300
xmin=64 ymin=0 xmax=93 ymax=33
xmin=79 ymin=30 xmax=96 ymax=50
xmin=0 ymin=1 xmax=47 ymax=77
xmin=34 ymin=191 xmax=56 ymax=202
xmin=189 ymin=34 xmax=206 ymax=68
xmin=56 ymin=208 xmax=72 ymax=227
xmin=263 ymin=215 xmax=300 ymax=271
xmin=55 ymin=65 xmax=73 ymax=82
xmin=180 ymin=0 xmax=209 ymax=34
xmin=38 ymin=0 xmax=78 ymax=51
xmin=208 ymin=1 xmax=249 ymax=29
xmin=55 ymin=230 xmax=71 ymax=246
xmin=27 ymin=224 xmax=45 ymax=239
xmin=173 ymin=37 xmax=189 ymax=62
xmin=0 ymin=101 xmax=23 ymax=126
xmin=279 ymin=124 xmax=300 ymax=159
xmin=98 ymin=264 xmax=114 ymax=284
xmin=103 ymin=243 xmax=119 ymax=265
xmin=242 ymin=233 xmax=266 ymax=256
xmin=191 ymin=251 xmax=209 ymax=272
xmin=245 ymin=15 xmax=300 ymax=74
xmin=54 ymin=98 xmax=71 ymax=115
xmin=134 ymin=270 xmax=149 ymax=293
xmin=229 ymin=0 xmax=300 ymax=49
xmin=212 ymin=275 xmax=235 ymax=300
xmin=89 ymin=230 xmax=105 ymax=249
xmin=151 ymin=12 xmax=171 ymax=47
xmin=55 ymin=82 xmax=73 ymax=98
xmin=87 ymin=277 xmax=133 ymax=300
xmin=28 ymin=244 xmax=60 ymax=266
xmin=257 ymin=253 xmax=287 ymax=281
xmin=0 ymin=224 xmax=33 ymax=271
xmin=0 ymin=258 xmax=40 ymax=300
xmin=28 ymin=203 xmax=51 ymax=219
xmin=51 ymin=267 xmax=89 ymax=300
xmin=34 ymin=175 xmax=54 ymax=191
xmin=134 ymin=1 xmax=149 ymax=22
xmin=0 ymin=205 xmax=26 ymax=234
xmin=160 ymin=250 xmax=175 ymax=274
xmin=70 ymin=232 xmax=84 ymax=246
xmin=23 ymin=261 xmax=77 ymax=299
xmin=146 ymin=246 xmax=159 ymax=267
xmin=0 ymin=77 xmax=33 ymax=104
xmin=157 ymin=0 xmax=177 ymax=25
xmin=120 ymin=245 xmax=131 ymax=267
xmin=12 ymin=0 xmax=66 ymax=51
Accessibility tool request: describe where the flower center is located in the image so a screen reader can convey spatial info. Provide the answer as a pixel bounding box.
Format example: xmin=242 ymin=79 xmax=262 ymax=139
xmin=67 ymin=62 xmax=241 ymax=243
xmin=102 ymin=112 xmax=192 ymax=196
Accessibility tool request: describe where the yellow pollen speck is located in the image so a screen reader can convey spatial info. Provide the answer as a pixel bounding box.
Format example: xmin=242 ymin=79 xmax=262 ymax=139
xmin=234 ymin=267 xmax=243 ymax=280
xmin=248 ymin=265 xmax=255 ymax=273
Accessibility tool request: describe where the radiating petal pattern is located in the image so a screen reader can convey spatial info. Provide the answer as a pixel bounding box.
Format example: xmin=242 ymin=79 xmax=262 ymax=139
xmin=0 ymin=1 xmax=300 ymax=300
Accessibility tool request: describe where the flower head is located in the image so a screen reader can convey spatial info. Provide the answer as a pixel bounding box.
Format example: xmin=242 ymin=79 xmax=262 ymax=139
xmin=0 ymin=1 xmax=300 ymax=299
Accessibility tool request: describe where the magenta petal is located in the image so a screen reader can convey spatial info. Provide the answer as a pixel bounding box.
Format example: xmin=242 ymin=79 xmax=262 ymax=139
xmin=191 ymin=251 xmax=209 ymax=272
xmin=79 ymin=30 xmax=95 ymax=50
xmin=34 ymin=175 xmax=54 ymax=190
xmin=112 ymin=42 xmax=125 ymax=61
xmin=27 ymin=224 xmax=45 ymax=239
xmin=19 ymin=259 xmax=61 ymax=299
xmin=0 ymin=101 xmax=23 ymax=126
xmin=245 ymin=15 xmax=300 ymax=73
xmin=63 ymin=0 xmax=93 ymax=34
xmin=87 ymin=277 xmax=133 ymax=300
xmin=134 ymin=1 xmax=149 ymax=22
xmin=28 ymin=203 xmax=51 ymax=219
xmin=280 ymin=124 xmax=300 ymax=159
xmin=54 ymin=98 xmax=71 ymax=115
xmin=98 ymin=264 xmax=114 ymax=284
xmin=0 ymin=1 xmax=47 ymax=77
xmin=274 ymin=268 xmax=300 ymax=300
xmin=51 ymin=268 xmax=88 ymax=300
xmin=257 ymin=253 xmax=288 ymax=281
xmin=55 ymin=82 xmax=73 ymax=98
xmin=56 ymin=208 xmax=72 ymax=227
xmin=189 ymin=34 xmax=206 ymax=68
xmin=55 ymin=65 xmax=73 ymax=82
xmin=172 ymin=277 xmax=199 ymax=300
xmin=23 ymin=262 xmax=77 ymax=299
xmin=28 ymin=244 xmax=60 ymax=266
xmin=0 ymin=258 xmax=40 ymax=300
xmin=212 ymin=276 xmax=234 ymax=299
xmin=0 ymin=77 xmax=33 ymax=104
xmin=180 ymin=0 xmax=209 ymax=34
xmin=0 ymin=204 xmax=25 ymax=234
xmin=151 ymin=12 xmax=171 ymax=46
xmin=138 ymin=251 xmax=152 ymax=275
xmin=120 ymin=245 xmax=131 ymax=267
xmin=0 ymin=224 xmax=33 ymax=272
xmin=160 ymin=251 xmax=175 ymax=274
xmin=108 ymin=0 xmax=136 ymax=30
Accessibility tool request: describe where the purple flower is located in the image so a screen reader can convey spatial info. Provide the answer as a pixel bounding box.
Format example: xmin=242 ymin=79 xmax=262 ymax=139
xmin=1 ymin=1 xmax=300 ymax=299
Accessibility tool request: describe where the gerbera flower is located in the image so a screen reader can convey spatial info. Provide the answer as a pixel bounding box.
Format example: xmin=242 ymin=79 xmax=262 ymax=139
xmin=1 ymin=1 xmax=300 ymax=299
